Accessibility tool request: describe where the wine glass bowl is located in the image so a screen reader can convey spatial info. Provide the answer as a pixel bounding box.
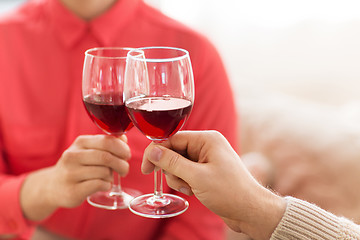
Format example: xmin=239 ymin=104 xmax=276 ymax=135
xmin=125 ymin=96 xmax=193 ymax=142
xmin=83 ymin=93 xmax=133 ymax=136
xmin=125 ymin=47 xmax=194 ymax=142
xmin=124 ymin=46 xmax=194 ymax=218
xmin=82 ymin=47 xmax=140 ymax=210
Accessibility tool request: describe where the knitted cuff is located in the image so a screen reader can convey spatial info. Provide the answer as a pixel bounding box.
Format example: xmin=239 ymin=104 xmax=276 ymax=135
xmin=270 ymin=196 xmax=341 ymax=239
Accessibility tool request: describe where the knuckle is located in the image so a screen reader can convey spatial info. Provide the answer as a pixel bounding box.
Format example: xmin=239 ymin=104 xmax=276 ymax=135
xmin=74 ymin=135 xmax=87 ymax=145
xmin=100 ymin=151 xmax=113 ymax=165
xmin=208 ymin=130 xmax=222 ymax=138
xmin=99 ymin=135 xmax=117 ymax=151
xmin=97 ymin=136 xmax=109 ymax=149
xmin=205 ymin=130 xmax=226 ymax=146
xmin=61 ymin=149 xmax=79 ymax=163
xmin=167 ymin=153 xmax=180 ymax=171
xmin=61 ymin=149 xmax=71 ymax=160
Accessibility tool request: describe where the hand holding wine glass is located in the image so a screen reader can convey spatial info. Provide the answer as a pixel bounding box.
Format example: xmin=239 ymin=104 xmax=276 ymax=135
xmin=20 ymin=134 xmax=131 ymax=221
xmin=124 ymin=46 xmax=194 ymax=218
xmin=82 ymin=47 xmax=140 ymax=210
xmin=141 ymin=131 xmax=286 ymax=240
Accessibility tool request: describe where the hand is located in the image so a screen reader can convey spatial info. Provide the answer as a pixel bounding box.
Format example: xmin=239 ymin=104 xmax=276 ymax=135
xmin=20 ymin=134 xmax=131 ymax=221
xmin=142 ymin=131 xmax=286 ymax=240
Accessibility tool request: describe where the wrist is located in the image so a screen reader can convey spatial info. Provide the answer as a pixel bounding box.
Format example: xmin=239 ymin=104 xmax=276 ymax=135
xmin=239 ymin=186 xmax=287 ymax=240
xmin=20 ymin=167 xmax=58 ymax=221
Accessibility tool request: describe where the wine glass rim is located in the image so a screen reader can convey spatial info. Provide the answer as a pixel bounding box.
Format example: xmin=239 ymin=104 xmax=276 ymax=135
xmin=85 ymin=47 xmax=135 ymax=59
xmin=127 ymin=46 xmax=189 ymax=62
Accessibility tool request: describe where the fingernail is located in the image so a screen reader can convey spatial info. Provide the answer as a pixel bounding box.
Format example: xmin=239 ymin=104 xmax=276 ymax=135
xmin=179 ymin=187 xmax=191 ymax=196
xmin=149 ymin=147 xmax=163 ymax=162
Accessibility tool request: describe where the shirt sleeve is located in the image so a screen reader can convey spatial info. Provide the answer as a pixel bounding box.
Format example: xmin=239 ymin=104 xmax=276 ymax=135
xmin=0 ymin=11 xmax=34 ymax=238
xmin=271 ymin=196 xmax=360 ymax=239
xmin=0 ymin=138 xmax=34 ymax=237
xmin=0 ymin=175 xmax=33 ymax=235
xmin=157 ymin=35 xmax=239 ymax=239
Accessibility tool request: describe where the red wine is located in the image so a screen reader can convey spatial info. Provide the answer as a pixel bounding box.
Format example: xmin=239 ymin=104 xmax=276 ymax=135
xmin=83 ymin=93 xmax=133 ymax=136
xmin=126 ymin=97 xmax=192 ymax=140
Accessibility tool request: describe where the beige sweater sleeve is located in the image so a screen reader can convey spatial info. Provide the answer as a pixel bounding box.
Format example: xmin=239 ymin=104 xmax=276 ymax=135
xmin=271 ymin=196 xmax=360 ymax=239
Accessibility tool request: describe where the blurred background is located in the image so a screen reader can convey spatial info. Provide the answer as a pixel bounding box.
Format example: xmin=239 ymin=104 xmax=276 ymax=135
xmin=148 ymin=0 xmax=360 ymax=107
xmin=2 ymin=0 xmax=360 ymax=106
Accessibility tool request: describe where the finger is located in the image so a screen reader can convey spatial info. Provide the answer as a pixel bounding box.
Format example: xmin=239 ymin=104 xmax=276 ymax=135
xmin=142 ymin=159 xmax=155 ymax=175
xmin=72 ymin=166 xmax=113 ymax=182
xmin=143 ymin=145 xmax=198 ymax=182
xmin=74 ymin=149 xmax=130 ymax=177
xmin=165 ymin=130 xmax=232 ymax=163
xmin=163 ymin=173 xmax=193 ymax=196
xmin=74 ymin=135 xmax=131 ymax=160
xmin=117 ymin=134 xmax=128 ymax=144
xmin=75 ymin=179 xmax=112 ymax=199
xmin=142 ymin=142 xmax=157 ymax=174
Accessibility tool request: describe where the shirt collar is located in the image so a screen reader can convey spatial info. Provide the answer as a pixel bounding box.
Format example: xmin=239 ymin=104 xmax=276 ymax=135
xmin=48 ymin=0 xmax=141 ymax=48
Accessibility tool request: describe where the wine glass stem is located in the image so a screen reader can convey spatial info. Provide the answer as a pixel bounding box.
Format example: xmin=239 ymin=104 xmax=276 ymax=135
xmin=154 ymin=168 xmax=163 ymax=199
xmin=110 ymin=171 xmax=123 ymax=196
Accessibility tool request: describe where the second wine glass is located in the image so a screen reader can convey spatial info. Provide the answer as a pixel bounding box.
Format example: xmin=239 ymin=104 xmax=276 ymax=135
xmin=124 ymin=46 xmax=195 ymax=218
xmin=82 ymin=47 xmax=140 ymax=210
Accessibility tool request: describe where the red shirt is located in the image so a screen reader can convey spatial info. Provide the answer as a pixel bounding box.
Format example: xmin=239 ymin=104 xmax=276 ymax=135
xmin=0 ymin=0 xmax=238 ymax=239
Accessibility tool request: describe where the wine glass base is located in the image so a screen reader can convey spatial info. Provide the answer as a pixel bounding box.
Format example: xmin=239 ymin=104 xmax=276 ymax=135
xmin=87 ymin=188 xmax=141 ymax=210
xmin=129 ymin=193 xmax=189 ymax=218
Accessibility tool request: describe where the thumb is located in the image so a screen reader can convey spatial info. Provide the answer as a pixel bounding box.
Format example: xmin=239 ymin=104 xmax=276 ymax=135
xmin=144 ymin=145 xmax=196 ymax=182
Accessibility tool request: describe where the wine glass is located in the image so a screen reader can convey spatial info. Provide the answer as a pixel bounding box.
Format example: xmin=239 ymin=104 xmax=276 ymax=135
xmin=124 ymin=46 xmax=194 ymax=218
xmin=82 ymin=47 xmax=140 ymax=210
